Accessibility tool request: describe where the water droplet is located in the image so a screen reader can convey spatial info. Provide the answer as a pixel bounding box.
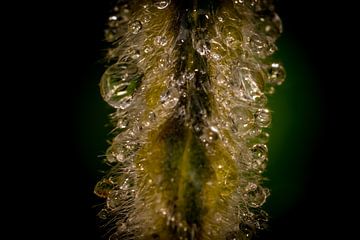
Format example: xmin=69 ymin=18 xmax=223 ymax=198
xmin=223 ymin=26 xmax=243 ymax=49
xmin=239 ymin=222 xmax=255 ymax=239
xmin=107 ymin=190 xmax=123 ymax=209
xmin=144 ymin=46 xmax=153 ymax=54
xmin=200 ymin=126 xmax=220 ymax=143
xmin=97 ymin=208 xmax=109 ymax=220
xmin=129 ymin=20 xmax=142 ymax=34
xmin=153 ymin=0 xmax=171 ymax=9
xmin=249 ymin=34 xmax=274 ymax=57
xmin=211 ymin=52 xmax=221 ymax=61
xmin=251 ymin=144 xmax=268 ymax=161
xmin=94 ymin=179 xmax=114 ymax=198
xmin=244 ymin=183 xmax=269 ymax=208
xmin=195 ymin=40 xmax=210 ymax=56
xmin=267 ymin=62 xmax=285 ymax=85
xmin=261 ymin=13 xmax=282 ymax=38
xmin=159 ymin=54 xmax=170 ymax=69
xmin=255 ymin=108 xmax=271 ymax=128
xmin=231 ymin=106 xmax=254 ymax=134
xmin=160 ymin=87 xmax=180 ymax=109
xmin=100 ymin=63 xmax=143 ymax=109
xmin=154 ymin=35 xmax=168 ymax=47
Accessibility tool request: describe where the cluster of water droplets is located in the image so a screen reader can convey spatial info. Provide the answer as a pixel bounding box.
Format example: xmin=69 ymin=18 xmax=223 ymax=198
xmin=96 ymin=0 xmax=284 ymax=239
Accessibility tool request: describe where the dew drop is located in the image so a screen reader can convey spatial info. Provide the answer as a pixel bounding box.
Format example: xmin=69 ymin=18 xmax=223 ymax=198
xmin=231 ymin=106 xmax=254 ymax=134
xmin=94 ymin=179 xmax=114 ymax=198
xmin=238 ymin=222 xmax=254 ymax=239
xmin=97 ymin=209 xmax=109 ymax=220
xmin=223 ymin=26 xmax=243 ymax=49
xmin=160 ymin=87 xmax=180 ymax=109
xmin=255 ymin=108 xmax=271 ymax=128
xmin=153 ymin=0 xmax=171 ymax=9
xmin=195 ymin=39 xmax=210 ymax=56
xmin=267 ymin=62 xmax=285 ymax=85
xmin=249 ymin=34 xmax=274 ymax=57
xmin=100 ymin=62 xmax=143 ymax=109
xmin=154 ymin=35 xmax=168 ymax=47
xmin=106 ymin=190 xmax=123 ymax=209
xmin=129 ymin=20 xmax=142 ymax=34
xmin=244 ymin=183 xmax=269 ymax=208
xmin=251 ymin=144 xmax=268 ymax=161
xmin=200 ymin=126 xmax=220 ymax=144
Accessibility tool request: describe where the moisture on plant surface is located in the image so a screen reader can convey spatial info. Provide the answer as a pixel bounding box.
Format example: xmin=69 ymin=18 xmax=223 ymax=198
xmin=95 ymin=0 xmax=285 ymax=239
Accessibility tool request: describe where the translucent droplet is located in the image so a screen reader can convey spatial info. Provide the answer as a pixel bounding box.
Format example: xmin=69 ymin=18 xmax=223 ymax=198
xmin=160 ymin=87 xmax=180 ymax=109
xmin=251 ymin=144 xmax=268 ymax=161
xmin=97 ymin=208 xmax=109 ymax=220
xmin=154 ymin=35 xmax=168 ymax=47
xmin=261 ymin=13 xmax=282 ymax=38
xmin=100 ymin=63 xmax=142 ymax=109
xmin=255 ymin=108 xmax=271 ymax=128
xmin=244 ymin=183 xmax=269 ymax=208
xmin=195 ymin=40 xmax=210 ymax=56
xmin=94 ymin=179 xmax=114 ymax=198
xmin=231 ymin=106 xmax=254 ymax=134
xmin=106 ymin=190 xmax=123 ymax=209
xmin=153 ymin=0 xmax=171 ymax=9
xmin=239 ymin=222 xmax=255 ymax=239
xmin=267 ymin=62 xmax=285 ymax=85
xmin=249 ymin=34 xmax=274 ymax=57
xmin=223 ymin=26 xmax=243 ymax=49
xmin=200 ymin=126 xmax=219 ymax=144
xmin=159 ymin=54 xmax=170 ymax=69
xmin=129 ymin=20 xmax=142 ymax=34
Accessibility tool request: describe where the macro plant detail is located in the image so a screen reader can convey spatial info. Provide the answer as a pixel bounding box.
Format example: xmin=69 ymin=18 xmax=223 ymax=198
xmin=94 ymin=0 xmax=285 ymax=239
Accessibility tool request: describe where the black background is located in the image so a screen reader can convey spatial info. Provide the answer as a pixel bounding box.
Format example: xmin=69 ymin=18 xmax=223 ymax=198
xmin=9 ymin=0 xmax=357 ymax=239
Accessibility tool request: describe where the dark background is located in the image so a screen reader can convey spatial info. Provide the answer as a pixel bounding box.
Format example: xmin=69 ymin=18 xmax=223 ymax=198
xmin=12 ymin=0 xmax=356 ymax=239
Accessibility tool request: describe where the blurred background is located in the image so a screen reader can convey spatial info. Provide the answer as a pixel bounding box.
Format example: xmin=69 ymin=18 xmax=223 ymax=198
xmin=22 ymin=0 xmax=355 ymax=239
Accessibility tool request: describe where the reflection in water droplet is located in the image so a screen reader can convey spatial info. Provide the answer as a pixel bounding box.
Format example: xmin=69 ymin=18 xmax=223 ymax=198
xmin=244 ymin=183 xmax=269 ymax=208
xmin=129 ymin=20 xmax=142 ymax=34
xmin=100 ymin=62 xmax=142 ymax=109
xmin=255 ymin=108 xmax=271 ymax=128
xmin=223 ymin=26 xmax=243 ymax=49
xmin=251 ymin=144 xmax=268 ymax=161
xmin=94 ymin=179 xmax=114 ymax=198
xmin=97 ymin=209 xmax=109 ymax=220
xmin=160 ymin=87 xmax=180 ymax=109
xmin=107 ymin=190 xmax=123 ymax=209
xmin=231 ymin=106 xmax=254 ymax=134
xmin=154 ymin=0 xmax=171 ymax=9
xmin=200 ymin=126 xmax=220 ymax=144
xmin=267 ymin=62 xmax=285 ymax=85
xmin=154 ymin=35 xmax=168 ymax=47
xmin=239 ymin=222 xmax=254 ymax=239
xmin=249 ymin=34 xmax=274 ymax=57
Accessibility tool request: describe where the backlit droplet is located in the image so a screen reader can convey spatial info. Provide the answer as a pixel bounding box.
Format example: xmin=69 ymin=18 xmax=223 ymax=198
xmin=244 ymin=183 xmax=269 ymax=208
xmin=267 ymin=62 xmax=285 ymax=85
xmin=154 ymin=0 xmax=171 ymax=9
xmin=231 ymin=106 xmax=254 ymax=134
xmin=100 ymin=62 xmax=143 ymax=109
xmin=223 ymin=26 xmax=243 ymax=49
xmin=97 ymin=209 xmax=109 ymax=220
xmin=94 ymin=179 xmax=114 ymax=198
xmin=154 ymin=35 xmax=168 ymax=47
xmin=160 ymin=87 xmax=180 ymax=109
xmin=129 ymin=20 xmax=142 ymax=34
xmin=251 ymin=144 xmax=268 ymax=161
xmin=107 ymin=190 xmax=123 ymax=209
xmin=255 ymin=108 xmax=271 ymax=128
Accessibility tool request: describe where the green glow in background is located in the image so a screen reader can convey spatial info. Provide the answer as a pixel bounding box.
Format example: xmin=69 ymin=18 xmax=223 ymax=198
xmin=75 ymin=9 xmax=320 ymax=240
